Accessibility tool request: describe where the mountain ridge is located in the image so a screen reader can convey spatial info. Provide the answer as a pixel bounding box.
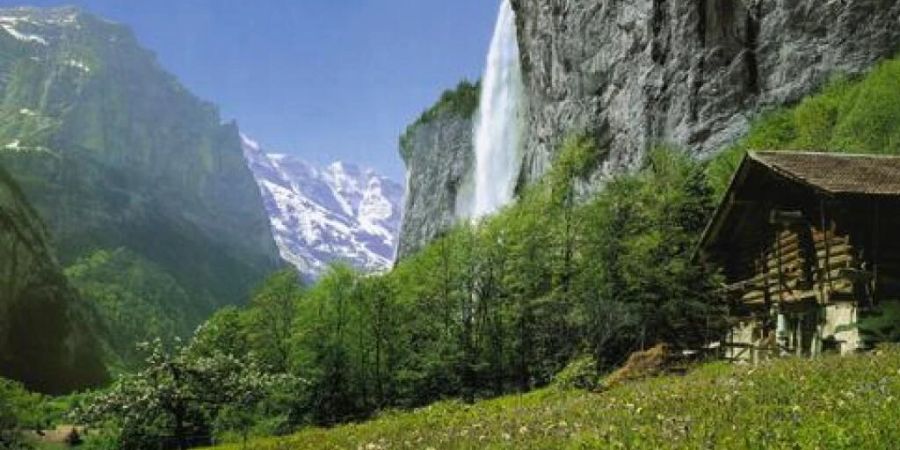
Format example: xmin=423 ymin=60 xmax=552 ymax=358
xmin=242 ymin=135 xmax=403 ymax=280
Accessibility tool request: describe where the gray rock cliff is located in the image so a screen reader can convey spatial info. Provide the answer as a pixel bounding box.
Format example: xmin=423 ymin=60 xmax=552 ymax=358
xmin=511 ymin=0 xmax=900 ymax=181
xmin=397 ymin=82 xmax=478 ymax=258
xmin=398 ymin=0 xmax=900 ymax=255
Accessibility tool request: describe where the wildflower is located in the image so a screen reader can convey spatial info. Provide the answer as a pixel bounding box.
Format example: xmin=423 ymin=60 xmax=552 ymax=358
xmin=502 ymin=432 xmax=512 ymax=440
xmin=519 ymin=425 xmax=529 ymax=434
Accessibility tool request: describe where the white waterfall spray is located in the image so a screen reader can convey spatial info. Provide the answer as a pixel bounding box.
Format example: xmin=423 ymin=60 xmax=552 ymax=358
xmin=469 ymin=0 xmax=524 ymax=219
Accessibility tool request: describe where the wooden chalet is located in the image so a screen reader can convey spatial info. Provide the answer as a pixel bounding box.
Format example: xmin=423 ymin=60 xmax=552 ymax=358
xmin=697 ymin=151 xmax=900 ymax=361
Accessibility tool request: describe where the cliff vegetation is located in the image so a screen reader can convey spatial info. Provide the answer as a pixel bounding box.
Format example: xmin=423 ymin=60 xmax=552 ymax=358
xmin=399 ymin=80 xmax=479 ymax=163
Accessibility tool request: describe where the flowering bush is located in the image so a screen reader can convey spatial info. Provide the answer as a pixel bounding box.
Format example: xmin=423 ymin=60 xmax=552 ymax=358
xmin=76 ymin=338 xmax=304 ymax=449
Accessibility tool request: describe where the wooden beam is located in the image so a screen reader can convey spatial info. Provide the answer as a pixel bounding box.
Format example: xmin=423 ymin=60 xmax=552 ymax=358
xmin=769 ymin=209 xmax=807 ymax=225
xmin=820 ymin=199 xmax=833 ymax=296
xmin=873 ymin=199 xmax=880 ymax=305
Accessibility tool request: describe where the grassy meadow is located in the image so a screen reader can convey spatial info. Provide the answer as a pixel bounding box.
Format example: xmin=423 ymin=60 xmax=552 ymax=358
xmin=207 ymin=346 xmax=900 ymax=450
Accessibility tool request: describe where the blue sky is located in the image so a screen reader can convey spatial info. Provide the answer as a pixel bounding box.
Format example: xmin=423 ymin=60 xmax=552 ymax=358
xmin=5 ymin=0 xmax=499 ymax=180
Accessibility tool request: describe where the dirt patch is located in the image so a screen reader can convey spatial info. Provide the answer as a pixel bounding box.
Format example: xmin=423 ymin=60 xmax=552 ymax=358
xmin=28 ymin=425 xmax=83 ymax=445
xmin=604 ymin=344 xmax=671 ymax=387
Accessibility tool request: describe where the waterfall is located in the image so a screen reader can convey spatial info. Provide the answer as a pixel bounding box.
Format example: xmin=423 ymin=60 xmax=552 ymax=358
xmin=469 ymin=0 xmax=524 ymax=219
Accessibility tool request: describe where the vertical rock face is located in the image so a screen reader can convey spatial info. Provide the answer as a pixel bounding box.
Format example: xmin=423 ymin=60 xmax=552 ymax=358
xmin=510 ymin=0 xmax=900 ymax=181
xmin=396 ymin=82 xmax=479 ymax=258
xmin=0 ymin=166 xmax=107 ymax=394
xmin=398 ymin=114 xmax=474 ymax=259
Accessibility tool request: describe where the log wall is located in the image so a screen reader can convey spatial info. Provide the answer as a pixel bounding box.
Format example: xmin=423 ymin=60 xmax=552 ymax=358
xmin=726 ymin=223 xmax=858 ymax=306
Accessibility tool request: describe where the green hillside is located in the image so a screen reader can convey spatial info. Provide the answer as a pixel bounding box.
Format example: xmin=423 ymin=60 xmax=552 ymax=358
xmin=208 ymin=347 xmax=900 ymax=450
xmin=64 ymin=248 xmax=202 ymax=372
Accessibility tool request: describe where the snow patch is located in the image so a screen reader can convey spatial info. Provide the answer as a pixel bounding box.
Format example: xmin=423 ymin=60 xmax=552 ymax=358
xmin=65 ymin=59 xmax=91 ymax=73
xmin=239 ymin=133 xmax=261 ymax=152
xmin=1 ymin=140 xmax=49 ymax=154
xmin=0 ymin=22 xmax=47 ymax=45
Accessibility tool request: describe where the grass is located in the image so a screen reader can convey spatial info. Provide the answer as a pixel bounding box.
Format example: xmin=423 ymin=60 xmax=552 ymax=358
xmin=707 ymin=54 xmax=900 ymax=195
xmin=207 ymin=346 xmax=900 ymax=449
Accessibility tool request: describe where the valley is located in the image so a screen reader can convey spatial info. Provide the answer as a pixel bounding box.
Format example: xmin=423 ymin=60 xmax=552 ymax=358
xmin=2 ymin=1 xmax=900 ymax=449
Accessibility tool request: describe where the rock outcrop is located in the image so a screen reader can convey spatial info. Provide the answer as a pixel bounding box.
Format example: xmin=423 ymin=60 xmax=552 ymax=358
xmin=397 ymin=82 xmax=478 ymax=258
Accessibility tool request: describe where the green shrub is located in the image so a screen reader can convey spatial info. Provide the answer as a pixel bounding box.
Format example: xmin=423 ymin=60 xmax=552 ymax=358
xmin=552 ymin=355 xmax=600 ymax=391
xmin=399 ymin=80 xmax=480 ymax=162
xmin=0 ymin=378 xmax=44 ymax=449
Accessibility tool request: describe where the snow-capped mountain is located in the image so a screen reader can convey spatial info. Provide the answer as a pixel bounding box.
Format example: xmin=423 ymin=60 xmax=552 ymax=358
xmin=242 ymin=134 xmax=404 ymax=280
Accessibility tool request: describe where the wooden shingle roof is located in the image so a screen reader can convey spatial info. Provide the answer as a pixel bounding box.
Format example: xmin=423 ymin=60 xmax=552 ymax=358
xmin=750 ymin=151 xmax=900 ymax=195
xmin=696 ymin=151 xmax=900 ymax=258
